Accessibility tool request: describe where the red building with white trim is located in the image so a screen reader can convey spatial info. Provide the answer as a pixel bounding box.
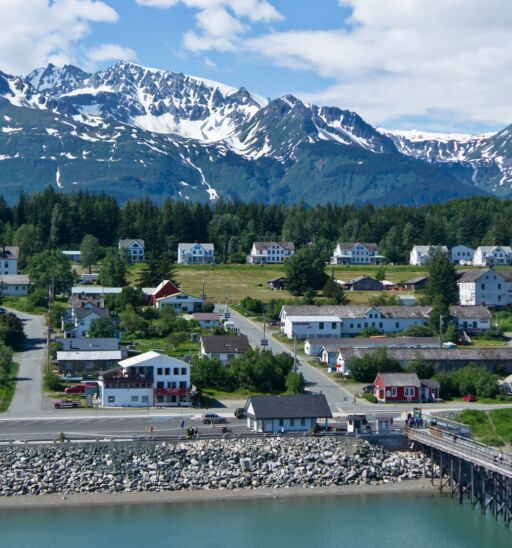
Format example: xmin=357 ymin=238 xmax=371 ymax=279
xmin=374 ymin=372 xmax=421 ymax=403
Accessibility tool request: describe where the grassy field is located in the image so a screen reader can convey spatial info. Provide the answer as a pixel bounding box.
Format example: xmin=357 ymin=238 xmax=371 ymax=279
xmin=130 ymin=337 xmax=200 ymax=358
xmin=457 ymin=409 xmax=512 ymax=446
xmin=165 ymin=264 xmax=430 ymax=305
xmin=2 ymin=297 xmax=46 ymax=315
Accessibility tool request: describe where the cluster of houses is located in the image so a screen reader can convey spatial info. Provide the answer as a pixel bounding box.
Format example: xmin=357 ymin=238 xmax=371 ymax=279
xmin=410 ymin=244 xmax=512 ymax=266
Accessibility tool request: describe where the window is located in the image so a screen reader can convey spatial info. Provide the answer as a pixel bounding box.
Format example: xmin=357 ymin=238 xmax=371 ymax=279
xmin=173 ymin=367 xmax=179 ymax=375
xmin=290 ymin=419 xmax=295 ymax=426
xmin=395 ymin=322 xmax=399 ymax=329
xmin=331 ymin=322 xmax=336 ymax=329
xmin=157 ymin=368 xmax=163 ymax=375
xmin=404 ymin=387 xmax=415 ymax=397
xmin=141 ymin=395 xmax=149 ymax=403
xmin=391 ymin=387 xmax=397 ymax=397
xmin=164 ymin=368 xmax=170 ymax=375
xmin=481 ymin=283 xmax=485 ymax=290
xmin=300 ymin=418 xmax=306 ymax=426
xmin=279 ymin=419 xmax=284 ymax=426
xmin=181 ymin=367 xmax=187 ymax=375
xmin=319 ymin=322 xmax=324 ymax=330
xmin=179 ymin=381 xmax=187 ymax=389
xmin=108 ymin=395 xmax=115 ymax=403
xmin=131 ymin=395 xmax=139 ymax=402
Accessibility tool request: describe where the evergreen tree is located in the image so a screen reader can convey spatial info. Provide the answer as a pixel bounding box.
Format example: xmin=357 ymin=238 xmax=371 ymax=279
xmin=323 ymin=270 xmax=347 ymax=304
xmin=98 ymin=249 xmax=127 ymax=286
xmin=138 ymin=253 xmax=177 ymax=287
xmin=425 ymin=247 xmax=458 ymax=307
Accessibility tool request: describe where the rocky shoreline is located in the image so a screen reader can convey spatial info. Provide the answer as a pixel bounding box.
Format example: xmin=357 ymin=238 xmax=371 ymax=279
xmin=0 ymin=438 xmax=434 ymax=497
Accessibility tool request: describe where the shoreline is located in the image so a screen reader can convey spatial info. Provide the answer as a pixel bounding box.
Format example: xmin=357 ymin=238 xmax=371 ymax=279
xmin=0 ymin=479 xmax=436 ymax=510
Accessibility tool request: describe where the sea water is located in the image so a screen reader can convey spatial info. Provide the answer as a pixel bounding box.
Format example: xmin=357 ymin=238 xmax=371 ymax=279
xmin=0 ymin=494 xmax=510 ymax=548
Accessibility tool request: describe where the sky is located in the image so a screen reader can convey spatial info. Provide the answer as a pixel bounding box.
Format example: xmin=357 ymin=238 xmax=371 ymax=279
xmin=0 ymin=0 xmax=510 ymax=133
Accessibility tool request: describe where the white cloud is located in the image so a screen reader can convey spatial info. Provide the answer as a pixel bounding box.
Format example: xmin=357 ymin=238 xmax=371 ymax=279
xmin=0 ymin=0 xmax=121 ymax=75
xmin=136 ymin=0 xmax=282 ymax=52
xmin=244 ymin=0 xmax=512 ymax=130
xmin=87 ymin=43 xmax=137 ymax=63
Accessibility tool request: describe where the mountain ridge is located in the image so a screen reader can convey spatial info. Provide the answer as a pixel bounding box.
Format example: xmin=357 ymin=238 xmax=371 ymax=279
xmin=0 ymin=60 xmax=506 ymax=205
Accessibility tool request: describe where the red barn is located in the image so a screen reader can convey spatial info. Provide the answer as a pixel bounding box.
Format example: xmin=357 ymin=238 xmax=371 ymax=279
xmin=374 ymin=372 xmax=421 ymax=403
xmin=150 ymin=280 xmax=180 ymax=306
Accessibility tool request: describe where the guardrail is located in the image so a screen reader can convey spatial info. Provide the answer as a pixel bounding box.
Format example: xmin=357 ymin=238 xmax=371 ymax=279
xmin=407 ymin=427 xmax=512 ymax=478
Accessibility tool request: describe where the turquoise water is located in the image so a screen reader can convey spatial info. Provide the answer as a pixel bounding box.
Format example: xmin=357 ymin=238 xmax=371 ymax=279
xmin=0 ymin=494 xmax=510 ymax=547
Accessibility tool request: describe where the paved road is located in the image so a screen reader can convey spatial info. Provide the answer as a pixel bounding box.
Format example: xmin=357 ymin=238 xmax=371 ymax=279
xmin=215 ymin=305 xmax=357 ymax=410
xmin=6 ymin=309 xmax=47 ymax=415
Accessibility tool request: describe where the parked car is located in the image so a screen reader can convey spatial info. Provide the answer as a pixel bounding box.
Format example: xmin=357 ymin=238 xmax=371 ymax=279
xmin=267 ymin=320 xmax=279 ymax=327
xmin=202 ymin=413 xmax=227 ymax=424
xmin=64 ymin=385 xmax=87 ymax=394
xmin=54 ymin=399 xmax=81 ymax=409
xmin=363 ymin=384 xmax=375 ymax=394
xmin=234 ymin=407 xmax=245 ymax=419
xmin=463 ymin=394 xmax=477 ymax=402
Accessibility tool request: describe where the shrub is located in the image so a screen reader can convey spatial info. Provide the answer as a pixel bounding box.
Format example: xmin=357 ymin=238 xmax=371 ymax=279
xmin=44 ymin=371 xmax=63 ymax=392
xmin=364 ymin=393 xmax=378 ymax=404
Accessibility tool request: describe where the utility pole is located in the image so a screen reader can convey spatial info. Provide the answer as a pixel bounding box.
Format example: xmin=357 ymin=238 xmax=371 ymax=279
xmin=46 ymin=276 xmax=54 ymax=373
xmin=293 ymin=336 xmax=297 ymax=373
xmin=439 ymin=313 xmax=443 ymax=345
xmin=201 ymin=274 xmax=206 ymax=301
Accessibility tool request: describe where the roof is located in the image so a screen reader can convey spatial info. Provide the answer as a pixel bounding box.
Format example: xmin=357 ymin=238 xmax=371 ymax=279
xmin=201 ymin=335 xmax=250 ymax=354
xmin=118 ymin=239 xmax=144 ymax=249
xmin=74 ymin=306 xmax=110 ymax=320
xmin=72 ymin=286 xmax=123 ymax=295
xmin=0 ymin=246 xmax=19 ymax=260
xmin=326 ymin=337 xmax=441 ymax=351
xmin=193 ymin=313 xmax=221 ymax=321
xmin=421 ymin=379 xmax=441 ymax=389
xmin=57 ymin=350 xmax=124 ymax=361
xmin=449 ymin=305 xmax=490 ymax=320
xmin=412 ymin=245 xmax=448 ymax=253
xmin=57 ymin=338 xmax=119 ymax=351
xmin=457 ymin=269 xmax=512 ymax=283
xmin=404 ymin=276 xmax=429 ymax=284
xmin=62 ymin=250 xmax=81 ymax=255
xmin=268 ymin=277 xmax=287 ymax=283
xmin=350 ymin=275 xmax=382 ymax=283
xmin=253 ymin=241 xmax=295 ymax=251
xmin=337 ymin=242 xmax=379 ymax=251
xmin=476 ymin=246 xmax=512 ymax=253
xmin=376 ymin=373 xmax=421 ymax=387
xmin=0 ymin=274 xmax=29 ymax=285
xmin=287 ymin=315 xmax=343 ymax=323
xmin=246 ymin=394 xmax=332 ymax=419
xmin=342 ymin=347 xmax=512 ymax=362
xmin=178 ymin=242 xmax=214 ymax=252
xmin=119 ymin=350 xmax=188 ymax=368
xmin=282 ymin=305 xmax=432 ymax=319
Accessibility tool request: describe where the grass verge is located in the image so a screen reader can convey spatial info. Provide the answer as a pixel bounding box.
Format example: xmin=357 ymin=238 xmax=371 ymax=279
xmin=0 ymin=362 xmax=19 ymax=412
xmin=457 ymin=409 xmax=512 ymax=446
xmin=3 ymin=297 xmax=46 ymax=315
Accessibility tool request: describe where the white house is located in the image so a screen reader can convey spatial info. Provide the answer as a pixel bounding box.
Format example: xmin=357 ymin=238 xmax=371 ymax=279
xmin=62 ymin=250 xmax=81 ymax=262
xmin=246 ymin=241 xmax=295 ymax=264
xmin=244 ymin=394 xmax=332 ymax=433
xmin=330 ymin=242 xmax=383 ymax=265
xmin=64 ymin=305 xmax=111 ymax=338
xmin=154 ymin=292 xmax=205 ymax=312
xmin=0 ymin=274 xmax=29 ymax=296
xmin=190 ymin=312 xmax=221 ymax=328
xmin=0 ymin=246 xmax=19 ymax=275
xmin=282 ymin=315 xmax=343 ymax=340
xmin=473 ymin=246 xmax=512 ymax=266
xmin=458 ymin=269 xmax=512 ymax=307
xmin=409 ymin=245 xmax=448 ymax=266
xmin=177 ymin=243 xmax=215 ymax=265
xmin=118 ymin=239 xmax=145 ymax=263
xmin=200 ymin=335 xmax=250 ymax=363
xmin=98 ymin=351 xmax=192 ymax=408
xmin=451 ymin=305 xmax=491 ymax=331
xmin=451 ymin=245 xmax=475 ymax=265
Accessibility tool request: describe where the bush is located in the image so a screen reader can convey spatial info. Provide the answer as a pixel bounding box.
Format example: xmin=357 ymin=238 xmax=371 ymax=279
xmin=240 ymin=296 xmax=265 ymax=315
xmin=359 ymin=326 xmax=382 ymax=337
xmin=349 ymin=348 xmax=401 ymax=383
xmin=44 ymin=371 xmax=63 ymax=392
xmin=285 ymin=372 xmax=305 ymax=394
xmin=363 ymin=393 xmax=378 ymax=404
xmin=400 ymin=324 xmax=435 ymax=337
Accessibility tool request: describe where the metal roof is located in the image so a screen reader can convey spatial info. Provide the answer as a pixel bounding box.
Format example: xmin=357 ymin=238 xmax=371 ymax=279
xmin=201 ymin=335 xmax=250 ymax=354
xmin=57 ymin=338 xmax=119 ymax=351
xmin=377 ymin=373 xmax=421 ymax=387
xmin=57 ymin=351 xmax=124 ymax=361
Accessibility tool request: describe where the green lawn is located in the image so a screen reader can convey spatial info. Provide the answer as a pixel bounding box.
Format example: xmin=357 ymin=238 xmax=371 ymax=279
xmin=457 ymin=409 xmax=512 ymax=446
xmin=131 ymin=337 xmax=200 ymax=358
xmin=0 ymin=363 xmax=19 ymax=412
xmin=3 ymin=297 xmax=46 ymax=315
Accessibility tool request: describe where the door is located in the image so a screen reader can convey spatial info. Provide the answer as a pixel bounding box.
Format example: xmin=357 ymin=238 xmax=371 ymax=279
xmin=264 ymin=420 xmax=274 ymax=433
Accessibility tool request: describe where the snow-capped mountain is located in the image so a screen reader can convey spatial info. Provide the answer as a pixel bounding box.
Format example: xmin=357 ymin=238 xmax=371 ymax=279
xmin=0 ymin=60 xmax=506 ymax=205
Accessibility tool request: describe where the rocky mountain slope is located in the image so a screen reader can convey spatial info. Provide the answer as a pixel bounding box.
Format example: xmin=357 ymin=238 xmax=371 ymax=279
xmin=0 ymin=61 xmax=502 ymax=205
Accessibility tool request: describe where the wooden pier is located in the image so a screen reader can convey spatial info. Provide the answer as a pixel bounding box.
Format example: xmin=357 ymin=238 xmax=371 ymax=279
xmin=407 ymin=426 xmax=512 ymax=526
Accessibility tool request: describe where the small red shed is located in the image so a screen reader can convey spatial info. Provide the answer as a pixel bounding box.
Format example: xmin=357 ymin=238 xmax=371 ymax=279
xmin=374 ymin=372 xmax=421 ymax=403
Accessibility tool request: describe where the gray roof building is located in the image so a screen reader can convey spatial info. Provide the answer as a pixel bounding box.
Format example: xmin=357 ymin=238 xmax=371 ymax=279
xmin=201 ymin=335 xmax=250 ymax=354
xmin=57 ymin=338 xmax=120 ymax=351
xmin=118 ymin=239 xmax=144 ymax=249
xmin=245 ymin=394 xmax=332 ymax=420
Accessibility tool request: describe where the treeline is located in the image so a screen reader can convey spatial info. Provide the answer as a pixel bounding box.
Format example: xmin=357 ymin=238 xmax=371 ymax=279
xmin=2 ymin=188 xmax=512 ymax=264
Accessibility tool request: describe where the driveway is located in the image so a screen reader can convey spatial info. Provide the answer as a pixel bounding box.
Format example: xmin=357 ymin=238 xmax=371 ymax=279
xmin=5 ymin=309 xmax=47 ymax=415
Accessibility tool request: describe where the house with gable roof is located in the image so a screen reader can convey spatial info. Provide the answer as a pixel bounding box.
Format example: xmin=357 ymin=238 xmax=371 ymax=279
xmin=473 ymin=246 xmax=512 ymax=266
xmin=457 ymin=268 xmax=512 ymax=306
xmin=409 ymin=245 xmax=449 ymax=266
xmin=149 ymin=279 xmax=205 ymax=312
xmin=177 ymin=243 xmax=215 ymax=265
xmin=118 ymin=239 xmax=145 ymax=263
xmin=330 ymin=242 xmax=383 ymax=265
xmin=247 ymin=241 xmax=295 ymax=264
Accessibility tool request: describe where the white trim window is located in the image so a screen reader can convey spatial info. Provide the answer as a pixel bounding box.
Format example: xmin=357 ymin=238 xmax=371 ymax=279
xmin=404 ymin=387 xmax=415 ymax=398
xmin=391 ymin=387 xmax=397 ymax=397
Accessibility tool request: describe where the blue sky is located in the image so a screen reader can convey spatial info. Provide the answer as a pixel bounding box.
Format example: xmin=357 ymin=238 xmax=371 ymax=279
xmin=0 ymin=1 xmax=511 ymax=133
